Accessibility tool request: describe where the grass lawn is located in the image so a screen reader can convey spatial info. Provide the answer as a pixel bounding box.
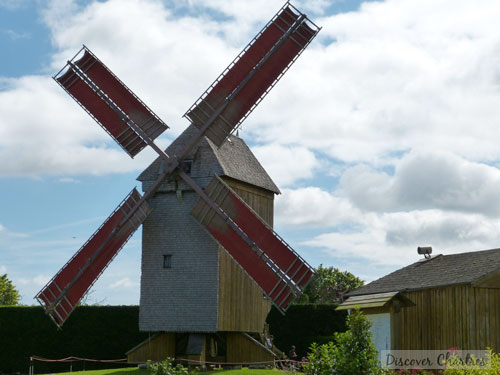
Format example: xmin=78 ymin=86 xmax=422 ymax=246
xmin=43 ymin=366 xmax=297 ymax=375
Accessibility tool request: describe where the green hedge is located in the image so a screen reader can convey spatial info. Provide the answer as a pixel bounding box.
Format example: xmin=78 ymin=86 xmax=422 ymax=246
xmin=266 ymin=304 xmax=347 ymax=358
xmin=0 ymin=304 xmax=346 ymax=374
xmin=0 ymin=306 xmax=147 ymax=375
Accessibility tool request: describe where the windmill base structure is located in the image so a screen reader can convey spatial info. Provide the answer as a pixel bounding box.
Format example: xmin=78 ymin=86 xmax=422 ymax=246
xmin=35 ymin=2 xmax=320 ymax=366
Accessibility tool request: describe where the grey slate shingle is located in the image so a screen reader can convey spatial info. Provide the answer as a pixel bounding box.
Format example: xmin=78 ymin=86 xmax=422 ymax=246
xmin=349 ymin=248 xmax=500 ymax=296
xmin=139 ymin=191 xmax=220 ymax=332
xmin=207 ymin=136 xmax=280 ymax=194
xmin=137 ymin=124 xmax=280 ymax=194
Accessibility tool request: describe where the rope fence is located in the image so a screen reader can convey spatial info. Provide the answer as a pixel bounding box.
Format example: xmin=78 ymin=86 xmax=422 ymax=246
xmin=29 ymin=356 xmax=132 ymax=375
xmin=29 ymin=355 xmax=306 ymax=375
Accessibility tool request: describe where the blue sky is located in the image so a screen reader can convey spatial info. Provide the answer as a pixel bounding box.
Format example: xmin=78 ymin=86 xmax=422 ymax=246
xmin=2 ymin=0 xmax=500 ymax=306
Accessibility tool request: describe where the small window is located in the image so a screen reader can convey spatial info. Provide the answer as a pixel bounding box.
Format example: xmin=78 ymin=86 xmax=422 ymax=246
xmin=163 ymin=254 xmax=172 ymax=269
xmin=181 ymin=160 xmax=193 ymax=174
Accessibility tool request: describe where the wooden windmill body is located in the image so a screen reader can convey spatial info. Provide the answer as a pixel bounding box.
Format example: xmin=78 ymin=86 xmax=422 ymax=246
xmin=134 ymin=128 xmax=280 ymax=362
xmin=36 ymin=2 xmax=320 ymax=365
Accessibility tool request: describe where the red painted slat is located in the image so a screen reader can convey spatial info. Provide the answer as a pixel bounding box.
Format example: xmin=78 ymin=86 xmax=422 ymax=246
xmin=36 ymin=189 xmax=149 ymax=326
xmin=75 ymin=51 xmax=164 ymax=134
xmin=186 ymin=6 xmax=316 ymax=146
xmin=225 ymin=189 xmax=313 ymax=289
xmin=56 ymin=68 xmax=146 ymax=157
xmin=196 ymin=177 xmax=313 ymax=291
xmin=203 ymin=213 xmax=295 ymax=311
xmin=217 ymin=22 xmax=315 ymax=128
xmin=201 ymin=6 xmax=299 ymax=111
xmin=191 ymin=177 xmax=313 ymax=311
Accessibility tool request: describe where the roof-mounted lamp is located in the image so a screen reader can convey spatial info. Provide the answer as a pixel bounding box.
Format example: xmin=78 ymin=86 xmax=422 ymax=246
xmin=417 ymin=246 xmax=432 ymax=259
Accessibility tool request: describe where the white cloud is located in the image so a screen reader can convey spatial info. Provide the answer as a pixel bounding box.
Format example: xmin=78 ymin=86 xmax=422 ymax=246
xmin=246 ymin=0 xmax=500 ymax=165
xmin=58 ymin=177 xmax=80 ymax=183
xmin=0 ymin=0 xmax=28 ymax=10
xmin=4 ymin=30 xmax=31 ymax=40
xmin=275 ymin=187 xmax=359 ymax=227
xmin=109 ymin=277 xmax=139 ymax=289
xmin=3 ymin=0 xmax=500 ymax=178
xmin=16 ymin=275 xmax=51 ymax=304
xmin=0 ymin=0 xmax=240 ymax=177
xmin=0 ymin=224 xmax=29 ymax=239
xmin=304 ymin=209 xmax=500 ymax=267
xmin=29 ymin=216 xmax=104 ymax=235
xmin=341 ymin=150 xmax=500 ymax=216
xmin=0 ymin=265 xmax=6 ymax=274
xmin=382 ymin=210 xmax=499 ymax=248
xmin=251 ymin=144 xmax=320 ymax=186
xmin=18 ymin=275 xmax=50 ymax=287
xmin=279 ymin=168 xmax=500 ymax=269
xmin=0 ymin=74 xmax=161 ymax=176
xmin=173 ymin=0 xmax=328 ymax=45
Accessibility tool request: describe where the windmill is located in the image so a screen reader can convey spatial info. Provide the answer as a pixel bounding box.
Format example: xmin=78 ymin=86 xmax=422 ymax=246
xmin=36 ymin=2 xmax=320 ymax=363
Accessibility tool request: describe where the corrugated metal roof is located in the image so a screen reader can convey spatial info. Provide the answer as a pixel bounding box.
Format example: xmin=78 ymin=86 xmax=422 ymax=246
xmin=337 ymin=291 xmax=414 ymax=310
xmin=349 ymin=248 xmax=500 ymax=296
xmin=137 ymin=124 xmax=280 ymax=194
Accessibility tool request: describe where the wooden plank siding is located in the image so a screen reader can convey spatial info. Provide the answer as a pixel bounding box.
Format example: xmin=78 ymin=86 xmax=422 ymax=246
xmin=226 ymin=333 xmax=275 ymax=364
xmin=222 ymin=177 xmax=275 ymax=227
xmin=217 ymin=177 xmax=274 ymax=332
xmin=393 ymin=285 xmax=500 ymax=351
xmin=127 ymin=333 xmax=176 ymax=363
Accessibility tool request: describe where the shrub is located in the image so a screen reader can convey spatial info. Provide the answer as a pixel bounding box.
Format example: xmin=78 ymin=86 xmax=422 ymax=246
xmin=148 ymin=358 xmax=188 ymax=375
xmin=384 ymin=370 xmax=439 ymax=374
xmin=303 ymin=342 xmax=335 ymax=375
xmin=331 ymin=311 xmax=382 ymax=375
xmin=444 ymin=348 xmax=499 ymax=375
xmin=303 ymin=310 xmax=382 ymax=375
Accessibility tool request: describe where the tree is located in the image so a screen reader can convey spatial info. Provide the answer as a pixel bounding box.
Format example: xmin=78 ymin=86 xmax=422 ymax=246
xmin=296 ymin=265 xmax=364 ymax=304
xmin=0 ymin=274 xmax=20 ymax=305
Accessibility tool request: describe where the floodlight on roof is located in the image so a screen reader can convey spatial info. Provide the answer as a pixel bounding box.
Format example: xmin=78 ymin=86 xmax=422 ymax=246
xmin=418 ymin=246 xmax=432 ymax=259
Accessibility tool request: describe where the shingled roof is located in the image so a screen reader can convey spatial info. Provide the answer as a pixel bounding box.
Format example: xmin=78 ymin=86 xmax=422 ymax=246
xmin=137 ymin=124 xmax=280 ymax=194
xmin=349 ymin=248 xmax=500 ymax=296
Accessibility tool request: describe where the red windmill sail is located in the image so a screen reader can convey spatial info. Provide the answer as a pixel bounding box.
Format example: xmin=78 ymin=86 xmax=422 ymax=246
xmin=191 ymin=177 xmax=314 ymax=312
xmin=36 ymin=189 xmax=150 ymax=327
xmin=55 ymin=47 xmax=168 ymax=157
xmin=185 ymin=3 xmax=319 ymax=147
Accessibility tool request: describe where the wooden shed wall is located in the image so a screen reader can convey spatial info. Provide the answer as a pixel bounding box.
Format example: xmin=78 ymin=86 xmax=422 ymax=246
xmin=393 ymin=285 xmax=500 ymax=351
xmin=217 ymin=178 xmax=274 ymax=332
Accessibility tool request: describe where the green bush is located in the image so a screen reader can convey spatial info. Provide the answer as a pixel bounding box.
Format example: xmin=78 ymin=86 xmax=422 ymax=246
xmin=148 ymin=358 xmax=188 ymax=375
xmin=0 ymin=306 xmax=147 ymax=374
xmin=303 ymin=311 xmax=382 ymax=375
xmin=302 ymin=342 xmax=335 ymax=375
xmin=383 ymin=370 xmax=437 ymax=374
xmin=443 ymin=348 xmax=499 ymax=374
xmin=266 ymin=304 xmax=346 ymax=357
